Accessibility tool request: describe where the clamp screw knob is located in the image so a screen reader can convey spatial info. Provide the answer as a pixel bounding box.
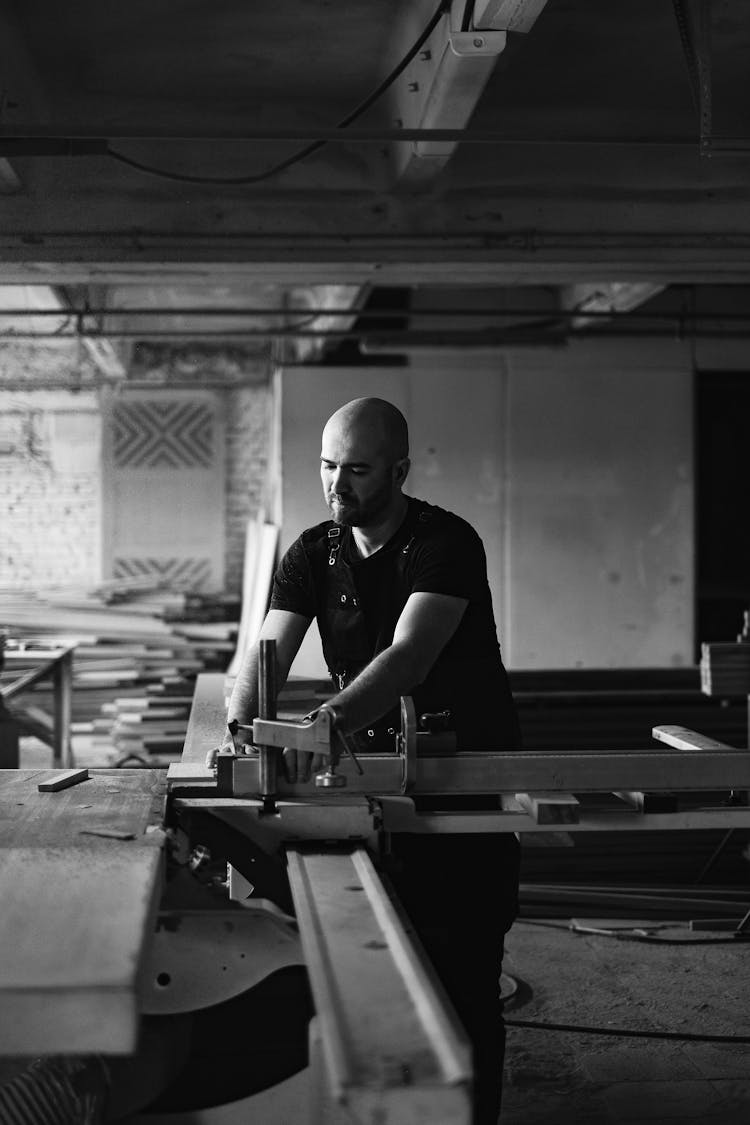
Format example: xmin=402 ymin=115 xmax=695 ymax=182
xmin=315 ymin=767 xmax=346 ymax=788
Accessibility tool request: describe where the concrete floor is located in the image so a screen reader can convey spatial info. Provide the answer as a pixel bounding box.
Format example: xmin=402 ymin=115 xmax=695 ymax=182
xmin=501 ymin=918 xmax=750 ymax=1124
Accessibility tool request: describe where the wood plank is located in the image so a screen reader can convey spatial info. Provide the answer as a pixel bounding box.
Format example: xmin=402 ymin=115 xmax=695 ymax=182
xmin=232 ymin=746 xmax=750 ymax=796
xmin=515 ymin=791 xmax=580 ymax=824
xmin=613 ymin=790 xmax=678 ymax=813
xmin=379 ymin=805 xmax=750 ymax=833
xmin=0 ymin=845 xmax=163 ymax=1055
xmin=651 ymin=725 xmax=739 ymax=752
xmin=37 ymin=767 xmax=89 ymax=792
xmin=227 ymin=519 xmax=278 ymax=679
xmin=181 ymin=673 xmax=228 ymax=763
xmin=167 ymin=761 xmax=216 ymax=787
xmin=287 ymin=847 xmax=471 ymax=1122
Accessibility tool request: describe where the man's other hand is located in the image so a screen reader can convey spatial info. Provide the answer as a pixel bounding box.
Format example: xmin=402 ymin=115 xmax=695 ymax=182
xmin=282 ymin=747 xmax=327 ymax=783
xmin=204 ymin=740 xmax=252 ymax=770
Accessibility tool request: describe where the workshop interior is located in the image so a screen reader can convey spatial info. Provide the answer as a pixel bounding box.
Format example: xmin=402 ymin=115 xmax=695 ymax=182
xmin=2 ymin=0 xmax=750 ymax=1122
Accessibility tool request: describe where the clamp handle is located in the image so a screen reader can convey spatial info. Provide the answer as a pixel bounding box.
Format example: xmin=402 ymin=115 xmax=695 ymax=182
xmin=398 ymin=696 xmax=417 ymax=795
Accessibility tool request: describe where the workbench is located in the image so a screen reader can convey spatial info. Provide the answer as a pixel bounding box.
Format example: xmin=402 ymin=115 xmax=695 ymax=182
xmin=0 ymin=643 xmax=75 ymax=768
xmin=0 ymin=768 xmax=165 ymax=1055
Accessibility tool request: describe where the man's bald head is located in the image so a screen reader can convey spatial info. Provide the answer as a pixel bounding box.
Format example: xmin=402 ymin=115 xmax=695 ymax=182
xmin=320 ymin=398 xmax=411 ymax=529
xmin=322 ymin=398 xmax=409 ymax=463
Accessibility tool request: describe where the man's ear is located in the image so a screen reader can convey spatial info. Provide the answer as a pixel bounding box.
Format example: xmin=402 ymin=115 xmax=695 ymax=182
xmin=394 ymin=457 xmax=411 ymax=485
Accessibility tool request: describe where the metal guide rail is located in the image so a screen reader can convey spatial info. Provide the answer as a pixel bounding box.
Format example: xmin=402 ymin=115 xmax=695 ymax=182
xmin=170 ymin=670 xmax=750 ymax=838
xmin=286 ymin=847 xmax=471 ymax=1122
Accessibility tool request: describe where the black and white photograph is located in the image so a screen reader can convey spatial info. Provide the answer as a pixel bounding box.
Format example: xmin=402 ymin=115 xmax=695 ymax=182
xmin=1 ymin=2 xmax=750 ymax=1122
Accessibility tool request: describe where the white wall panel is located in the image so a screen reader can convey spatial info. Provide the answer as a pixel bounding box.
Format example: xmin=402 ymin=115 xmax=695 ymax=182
xmin=505 ymin=341 xmax=693 ymax=668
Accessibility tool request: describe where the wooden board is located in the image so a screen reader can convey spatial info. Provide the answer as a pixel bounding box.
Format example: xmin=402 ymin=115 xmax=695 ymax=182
xmin=231 ymin=746 xmax=750 ymax=797
xmin=180 ymin=673 xmax=228 ymax=764
xmin=0 ymin=845 xmax=163 ymax=1055
xmin=515 ymin=791 xmax=580 ymax=824
xmin=226 ymin=513 xmax=261 ymax=679
xmin=651 ymin=725 xmax=739 ymax=752
xmin=0 ymin=768 xmax=166 ymax=1054
xmin=37 ymin=767 xmax=89 ymax=792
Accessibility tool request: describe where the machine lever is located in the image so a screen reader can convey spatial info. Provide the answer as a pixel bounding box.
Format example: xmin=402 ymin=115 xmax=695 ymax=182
xmin=227 ymin=719 xmax=254 ymax=753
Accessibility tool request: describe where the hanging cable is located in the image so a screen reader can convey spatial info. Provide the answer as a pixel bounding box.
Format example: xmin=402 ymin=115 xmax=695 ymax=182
xmin=460 ymin=0 xmax=477 ymax=32
xmin=505 ymin=1018 xmax=750 ymax=1045
xmin=518 ymin=918 xmax=750 ymax=945
xmin=106 ymin=0 xmax=451 ymax=185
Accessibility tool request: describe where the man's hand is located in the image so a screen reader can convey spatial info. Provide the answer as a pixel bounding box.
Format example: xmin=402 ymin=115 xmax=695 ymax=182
xmin=205 ymin=740 xmax=325 ymax=780
xmin=206 ymin=707 xmax=337 ymax=781
xmin=281 ymin=746 xmax=328 ymax=783
xmin=204 ymin=733 xmax=251 ymax=770
xmin=281 ymin=709 xmax=328 ymax=782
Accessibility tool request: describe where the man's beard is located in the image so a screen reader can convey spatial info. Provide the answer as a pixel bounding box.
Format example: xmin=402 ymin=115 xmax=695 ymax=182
xmin=327 ymin=479 xmax=393 ymax=527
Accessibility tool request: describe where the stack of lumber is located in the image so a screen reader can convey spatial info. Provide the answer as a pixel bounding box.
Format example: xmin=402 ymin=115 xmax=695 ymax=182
xmin=700 ymin=641 xmax=750 ymax=696
xmin=2 ymin=516 xmax=281 ymax=765
xmin=506 ymin=667 xmax=750 ymax=893
xmin=509 ymin=667 xmax=748 ymax=751
xmin=104 ymin=692 xmax=195 ymax=761
xmin=1 ymin=583 xmax=238 ymax=764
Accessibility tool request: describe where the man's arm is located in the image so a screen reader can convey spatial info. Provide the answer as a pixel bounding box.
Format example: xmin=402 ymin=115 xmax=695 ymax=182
xmin=325 ymin=591 xmax=467 ymax=735
xmin=228 ymin=608 xmax=312 ymax=726
xmin=207 ymin=609 xmax=311 ymax=765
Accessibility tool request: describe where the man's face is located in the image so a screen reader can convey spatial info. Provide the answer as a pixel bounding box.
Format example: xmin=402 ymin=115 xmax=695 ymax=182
xmin=320 ymin=421 xmax=399 ymax=527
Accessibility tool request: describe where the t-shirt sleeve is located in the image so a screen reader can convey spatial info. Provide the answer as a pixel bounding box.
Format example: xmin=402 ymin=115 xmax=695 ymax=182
xmin=269 ymin=537 xmax=316 ymax=618
xmin=409 ymin=519 xmax=488 ymax=602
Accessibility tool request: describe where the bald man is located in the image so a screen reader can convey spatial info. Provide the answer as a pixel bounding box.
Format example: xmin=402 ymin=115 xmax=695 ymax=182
xmin=225 ymin=397 xmax=521 ymax=1123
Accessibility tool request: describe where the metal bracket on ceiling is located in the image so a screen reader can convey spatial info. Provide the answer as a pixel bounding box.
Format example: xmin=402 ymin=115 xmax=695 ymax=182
xmin=386 ymin=0 xmax=551 ymax=181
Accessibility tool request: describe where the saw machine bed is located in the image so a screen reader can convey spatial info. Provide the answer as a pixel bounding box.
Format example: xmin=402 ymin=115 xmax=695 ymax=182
xmin=3 ymin=663 xmax=750 ymax=1125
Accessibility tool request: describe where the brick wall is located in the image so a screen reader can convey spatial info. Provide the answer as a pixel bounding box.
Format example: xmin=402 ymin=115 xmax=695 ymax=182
xmin=0 ymin=379 xmax=272 ymax=595
xmin=224 ymin=385 xmax=272 ymax=595
xmin=0 ymin=390 xmax=102 ymax=590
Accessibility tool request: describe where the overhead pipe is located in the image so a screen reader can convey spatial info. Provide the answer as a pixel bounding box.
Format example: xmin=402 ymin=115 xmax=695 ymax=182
xmin=2 ymin=305 xmax=750 ymax=323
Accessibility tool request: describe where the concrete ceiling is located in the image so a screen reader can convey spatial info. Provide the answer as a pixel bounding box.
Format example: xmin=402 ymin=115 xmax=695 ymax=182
xmin=0 ymin=0 xmax=747 ymax=291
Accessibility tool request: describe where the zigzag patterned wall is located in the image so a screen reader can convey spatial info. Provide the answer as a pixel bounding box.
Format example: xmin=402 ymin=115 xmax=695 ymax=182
xmin=112 ymin=400 xmax=214 ymax=468
xmin=113 ymin=556 xmax=213 ymax=590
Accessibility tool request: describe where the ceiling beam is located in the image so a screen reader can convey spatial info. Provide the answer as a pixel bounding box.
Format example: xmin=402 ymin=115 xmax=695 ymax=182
xmin=1 ymin=235 xmax=750 ymax=288
xmin=387 ymin=0 xmax=504 ymax=183
xmin=387 ymin=0 xmax=550 ymax=183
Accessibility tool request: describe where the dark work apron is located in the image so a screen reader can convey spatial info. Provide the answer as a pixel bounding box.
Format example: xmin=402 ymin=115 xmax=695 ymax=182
xmin=318 ymin=508 xmax=434 ymax=753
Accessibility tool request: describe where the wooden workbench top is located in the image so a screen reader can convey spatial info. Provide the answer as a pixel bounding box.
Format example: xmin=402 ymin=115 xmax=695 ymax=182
xmin=0 ymin=768 xmax=166 ymax=847
xmin=0 ymin=768 xmax=167 ymax=1056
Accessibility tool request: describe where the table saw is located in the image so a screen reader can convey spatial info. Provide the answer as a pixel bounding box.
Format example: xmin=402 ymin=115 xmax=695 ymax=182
xmin=2 ymin=655 xmax=750 ymax=1124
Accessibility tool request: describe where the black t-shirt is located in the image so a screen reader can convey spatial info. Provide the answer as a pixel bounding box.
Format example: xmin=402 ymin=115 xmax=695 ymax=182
xmin=270 ymin=497 xmax=520 ymax=750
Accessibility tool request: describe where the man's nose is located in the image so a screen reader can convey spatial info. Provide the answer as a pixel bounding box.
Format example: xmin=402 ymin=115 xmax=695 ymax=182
xmin=331 ymin=467 xmax=348 ymax=491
